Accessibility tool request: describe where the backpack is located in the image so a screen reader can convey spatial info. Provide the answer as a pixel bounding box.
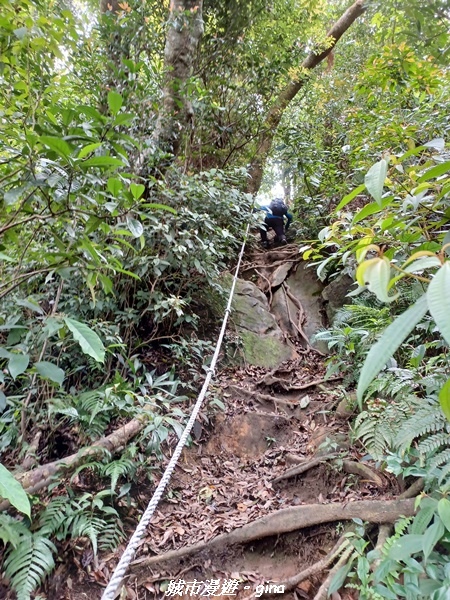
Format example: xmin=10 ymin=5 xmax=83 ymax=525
xmin=269 ymin=198 xmax=288 ymax=217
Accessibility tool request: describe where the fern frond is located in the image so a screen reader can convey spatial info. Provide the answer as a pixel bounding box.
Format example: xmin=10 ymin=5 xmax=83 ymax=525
xmin=4 ymin=534 xmax=56 ymax=600
xmin=69 ymin=514 xmax=106 ymax=556
xmin=430 ymin=448 xmax=450 ymax=471
xmin=418 ymin=433 xmax=450 ymax=457
xmin=395 ymin=405 xmax=446 ymax=451
xmin=101 ymin=457 xmax=136 ymax=492
xmin=0 ymin=514 xmax=29 ymax=549
xmin=99 ymin=520 xmax=125 ymax=551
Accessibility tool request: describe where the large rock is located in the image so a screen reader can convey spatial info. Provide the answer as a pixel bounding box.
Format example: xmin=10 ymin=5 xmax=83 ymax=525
xmin=321 ymin=273 xmax=354 ymax=323
xmin=230 ymin=279 xmax=297 ymax=368
xmin=270 ymin=262 xmax=327 ymax=352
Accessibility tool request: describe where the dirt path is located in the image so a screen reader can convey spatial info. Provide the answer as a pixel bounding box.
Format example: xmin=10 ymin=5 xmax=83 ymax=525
xmin=48 ymin=246 xmax=400 ymax=600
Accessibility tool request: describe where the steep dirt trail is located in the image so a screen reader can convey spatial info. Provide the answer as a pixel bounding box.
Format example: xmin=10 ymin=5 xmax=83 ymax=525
xmin=59 ymin=245 xmax=404 ymax=600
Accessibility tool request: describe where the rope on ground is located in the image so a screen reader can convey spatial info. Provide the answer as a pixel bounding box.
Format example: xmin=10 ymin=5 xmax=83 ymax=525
xmin=101 ymin=224 xmax=251 ymax=600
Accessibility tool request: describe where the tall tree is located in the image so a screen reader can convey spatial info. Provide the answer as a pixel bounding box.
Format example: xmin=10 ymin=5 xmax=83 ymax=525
xmin=153 ymin=0 xmax=204 ymax=156
xmin=247 ymin=0 xmax=367 ymax=194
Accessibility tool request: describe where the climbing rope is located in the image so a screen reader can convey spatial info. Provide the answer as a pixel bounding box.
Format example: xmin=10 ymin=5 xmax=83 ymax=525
xmin=101 ymin=224 xmax=251 ymax=600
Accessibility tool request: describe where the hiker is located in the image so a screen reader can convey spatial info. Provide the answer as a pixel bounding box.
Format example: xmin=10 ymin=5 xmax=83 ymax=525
xmin=258 ymin=198 xmax=293 ymax=249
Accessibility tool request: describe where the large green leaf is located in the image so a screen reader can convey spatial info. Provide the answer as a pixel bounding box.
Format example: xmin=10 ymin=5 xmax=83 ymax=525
xmin=35 ymin=361 xmax=65 ymax=386
xmin=107 ymin=91 xmax=123 ymax=115
xmin=80 ymin=156 xmax=124 ymax=168
xmin=127 ymin=217 xmax=144 ymax=238
xmin=334 ymin=184 xmax=366 ymax=212
xmin=422 ymin=518 xmax=445 ymax=562
xmin=357 ymin=294 xmax=429 ymax=404
xmin=0 ymin=463 xmax=30 ymax=517
xmin=364 ymin=158 xmax=388 ymax=204
xmin=427 ymin=262 xmax=450 ymax=346
xmin=40 ymin=135 xmax=72 ymax=159
xmin=387 ymin=534 xmax=424 ymax=561
xmin=8 ymin=354 xmax=30 ymax=380
xmin=417 ymin=161 xmax=450 ymax=183
xmin=63 ymin=318 xmax=105 ymax=363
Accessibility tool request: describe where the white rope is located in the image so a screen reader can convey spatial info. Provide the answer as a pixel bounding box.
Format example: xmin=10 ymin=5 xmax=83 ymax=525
xmin=101 ymin=224 xmax=250 ymax=600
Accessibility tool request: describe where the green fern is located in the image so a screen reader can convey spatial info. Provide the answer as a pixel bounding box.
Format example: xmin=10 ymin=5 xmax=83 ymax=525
xmin=101 ymin=457 xmax=136 ymax=492
xmin=4 ymin=534 xmax=56 ymax=600
xmin=395 ymin=400 xmax=449 ymax=452
xmin=353 ymin=396 xmax=413 ymax=460
xmin=0 ymin=514 xmax=29 ymax=548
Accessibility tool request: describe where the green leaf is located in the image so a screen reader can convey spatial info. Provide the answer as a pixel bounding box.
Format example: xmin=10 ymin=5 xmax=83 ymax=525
xmin=108 ymin=91 xmax=123 ymax=115
xmin=0 ymin=463 xmax=31 ymax=517
xmin=328 ymin=558 xmax=354 ymax=595
xmin=352 ymin=196 xmax=393 ymax=225
xmin=422 ymin=518 xmax=445 ymax=562
xmin=107 ymin=177 xmax=123 ymax=196
xmin=0 ymin=252 xmax=15 ymax=262
xmin=418 ymin=161 xmax=450 ymax=183
xmin=356 ymin=257 xmax=399 ymax=303
xmin=0 ymin=390 xmax=6 ymax=411
xmin=8 ymin=354 xmax=30 ymax=380
xmin=4 ymin=185 xmax=27 ymax=206
xmin=437 ymin=498 xmax=450 ymax=532
xmin=439 ymin=378 xmax=450 ymax=422
xmin=388 ymin=534 xmax=424 ymax=561
xmin=357 ymin=294 xmax=429 ymax=404
xmin=427 ymin=262 xmax=450 ymax=346
xmin=63 ymin=317 xmax=105 ymax=363
xmin=334 ymin=184 xmax=366 ymax=212
xmin=365 ymin=158 xmax=388 ymax=204
xmin=35 ymin=361 xmax=65 ymax=386
xmin=127 ymin=217 xmax=144 ymax=238
xmin=141 ymin=202 xmax=177 ymax=214
xmin=77 ymin=142 xmax=101 ymax=159
xmin=403 ymin=256 xmax=441 ymax=273
xmin=40 ymin=135 xmax=72 ymax=159
xmin=80 ymin=156 xmax=124 ymax=168
xmin=130 ymin=183 xmax=145 ymax=200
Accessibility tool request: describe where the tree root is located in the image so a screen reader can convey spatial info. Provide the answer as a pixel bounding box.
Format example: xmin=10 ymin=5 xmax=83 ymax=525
xmin=0 ymin=410 xmax=151 ymax=511
xmin=313 ymin=543 xmax=354 ymax=600
xmin=272 ymin=454 xmax=339 ymax=484
xmin=342 ymin=460 xmax=384 ymax=488
xmin=282 ymin=535 xmax=349 ymax=593
xmin=257 ymin=373 xmax=342 ymax=390
xmin=131 ymin=498 xmax=415 ymax=577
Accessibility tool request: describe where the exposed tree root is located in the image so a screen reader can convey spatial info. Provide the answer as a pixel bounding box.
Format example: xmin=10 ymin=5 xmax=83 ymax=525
xmin=131 ymin=498 xmax=415 ymax=577
xmin=0 ymin=411 xmax=150 ymax=510
xmin=342 ymin=460 xmax=384 ymax=488
xmin=257 ymin=373 xmax=342 ymax=390
xmin=313 ymin=543 xmax=354 ymax=600
xmin=279 ymin=535 xmax=349 ymax=593
xmin=272 ymin=454 xmax=339 ymax=484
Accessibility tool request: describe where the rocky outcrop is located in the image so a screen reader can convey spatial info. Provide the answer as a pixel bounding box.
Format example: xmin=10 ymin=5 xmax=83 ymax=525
xmin=321 ymin=273 xmax=354 ymax=323
xmin=230 ymin=279 xmax=297 ymax=368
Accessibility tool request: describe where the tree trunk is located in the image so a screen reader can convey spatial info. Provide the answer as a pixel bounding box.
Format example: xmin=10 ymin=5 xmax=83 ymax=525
xmin=247 ymin=0 xmax=367 ymax=195
xmin=153 ymin=0 xmax=204 ymax=157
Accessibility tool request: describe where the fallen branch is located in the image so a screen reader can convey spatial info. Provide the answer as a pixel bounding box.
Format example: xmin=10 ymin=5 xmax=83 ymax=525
xmin=272 ymin=454 xmax=338 ymax=484
xmin=131 ymin=498 xmax=415 ymax=575
xmin=0 ymin=410 xmax=151 ymax=511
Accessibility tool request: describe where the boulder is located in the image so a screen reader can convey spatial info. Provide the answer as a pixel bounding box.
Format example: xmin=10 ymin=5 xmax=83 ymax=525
xmin=230 ymin=278 xmax=297 ymax=368
xmin=321 ymin=273 xmax=354 ymax=323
